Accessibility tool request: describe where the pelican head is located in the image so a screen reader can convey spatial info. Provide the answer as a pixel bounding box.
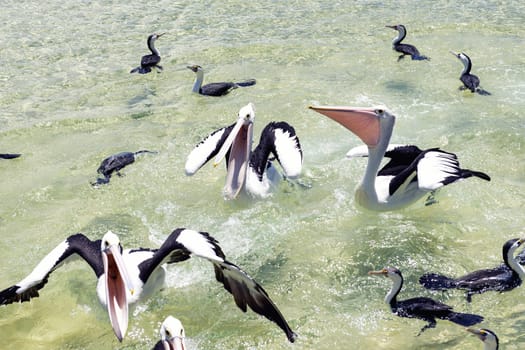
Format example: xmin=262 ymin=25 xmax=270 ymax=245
xmin=213 ymin=103 xmax=255 ymax=199
xmin=466 ymin=328 xmax=499 ymax=350
xmin=101 ymin=231 xmax=134 ymax=342
xmin=159 ymin=316 xmax=186 ymax=350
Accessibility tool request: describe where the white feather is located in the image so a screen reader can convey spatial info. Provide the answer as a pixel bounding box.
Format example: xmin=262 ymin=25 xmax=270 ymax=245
xmin=176 ymin=229 xmax=224 ymax=263
xmin=417 ymin=151 xmax=460 ymax=190
xmin=185 ymin=128 xmax=228 ymax=175
xmin=273 ymin=129 xmax=302 ymax=178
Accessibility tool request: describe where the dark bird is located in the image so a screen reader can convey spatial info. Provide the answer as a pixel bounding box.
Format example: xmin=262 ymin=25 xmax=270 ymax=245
xmin=419 ymin=238 xmax=525 ymax=302
xmin=0 ymin=153 xmax=21 ymax=159
xmin=185 ymin=103 xmax=303 ymax=199
xmin=130 ymin=33 xmax=165 ymax=74
xmin=309 ymin=105 xmax=490 ymax=211
xmin=467 ymin=328 xmax=499 ymax=350
xmin=369 ymin=267 xmax=484 ymax=335
xmin=0 ymin=229 xmax=297 ymax=343
xmin=152 ymin=316 xmax=186 ymax=350
xmin=386 ymin=24 xmax=429 ymax=61
xmin=186 ymin=65 xmax=256 ymax=96
xmin=450 ymin=51 xmax=491 ymax=95
xmin=92 ymin=150 xmax=157 ymax=186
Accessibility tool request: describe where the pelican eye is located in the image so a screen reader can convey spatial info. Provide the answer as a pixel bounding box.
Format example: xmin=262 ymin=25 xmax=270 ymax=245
xmin=375 ymin=108 xmax=384 ymax=114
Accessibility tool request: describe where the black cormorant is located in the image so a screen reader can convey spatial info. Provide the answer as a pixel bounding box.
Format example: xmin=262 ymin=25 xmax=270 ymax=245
xmin=130 ymin=33 xmax=165 ymax=74
xmin=369 ymin=267 xmax=484 ymax=334
xmin=467 ymin=328 xmax=499 ymax=350
xmin=92 ymin=150 xmax=157 ymax=186
xmin=419 ymin=238 xmax=524 ymax=302
xmin=186 ymin=65 xmax=256 ymax=96
xmin=386 ymin=24 xmax=429 ymax=61
xmin=450 ymin=51 xmax=491 ymax=95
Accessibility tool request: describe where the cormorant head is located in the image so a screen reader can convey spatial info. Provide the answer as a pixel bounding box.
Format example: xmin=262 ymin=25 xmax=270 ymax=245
xmin=368 ymin=267 xmax=402 ymax=279
xmin=467 ymin=328 xmax=499 ymax=350
xmin=186 ymin=65 xmax=203 ymax=73
xmin=148 ymin=33 xmax=165 ymax=42
xmin=450 ymin=51 xmax=471 ymax=65
xmin=159 ymin=316 xmax=186 ymax=350
xmin=502 ymin=238 xmax=525 ymax=262
xmin=385 ymin=24 xmax=406 ymax=32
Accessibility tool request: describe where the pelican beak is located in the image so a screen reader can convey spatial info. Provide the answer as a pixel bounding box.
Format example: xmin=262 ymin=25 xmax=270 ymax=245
xmin=368 ymin=269 xmax=388 ymax=277
xmin=103 ymin=244 xmax=134 ymax=342
xmin=213 ymin=106 xmax=254 ymax=199
xmin=309 ymin=105 xmax=382 ymax=147
xmin=162 ymin=337 xmax=186 ymax=350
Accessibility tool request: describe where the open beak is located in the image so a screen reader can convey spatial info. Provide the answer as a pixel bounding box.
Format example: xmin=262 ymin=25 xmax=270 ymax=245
xmin=103 ymin=244 xmax=134 ymax=342
xmin=309 ymin=105 xmax=381 ymax=147
xmin=162 ymin=337 xmax=186 ymax=350
xmin=213 ymin=116 xmax=253 ymax=199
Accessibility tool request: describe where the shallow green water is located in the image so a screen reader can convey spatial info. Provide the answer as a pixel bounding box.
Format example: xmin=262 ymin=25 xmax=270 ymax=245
xmin=1 ymin=1 xmax=524 ymax=349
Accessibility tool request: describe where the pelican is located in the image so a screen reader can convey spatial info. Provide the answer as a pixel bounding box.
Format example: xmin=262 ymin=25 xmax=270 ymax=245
xmin=0 ymin=229 xmax=297 ymax=343
xmin=467 ymin=328 xmax=499 ymax=350
xmin=185 ymin=103 xmax=303 ymax=199
xmin=309 ymin=105 xmax=490 ymax=211
xmin=130 ymin=33 xmax=165 ymax=74
xmin=186 ymin=65 xmax=256 ymax=96
xmin=153 ymin=316 xmax=186 ymax=350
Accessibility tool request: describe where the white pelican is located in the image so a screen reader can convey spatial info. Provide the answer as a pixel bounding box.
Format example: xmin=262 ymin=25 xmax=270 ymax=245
xmin=0 ymin=229 xmax=297 ymax=343
xmin=153 ymin=316 xmax=186 ymax=350
xmin=185 ymin=103 xmax=303 ymax=199
xmin=309 ymin=105 xmax=490 ymax=211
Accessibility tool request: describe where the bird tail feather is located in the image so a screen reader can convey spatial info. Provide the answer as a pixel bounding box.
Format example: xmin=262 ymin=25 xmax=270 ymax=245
xmin=0 ymin=153 xmax=21 ymax=159
xmin=134 ymin=150 xmax=158 ymax=156
xmin=460 ymin=169 xmax=491 ymax=181
xmin=446 ymin=312 xmax=484 ymax=327
xmin=419 ymin=273 xmax=457 ymax=290
xmin=413 ymin=55 xmax=430 ymax=61
xmin=476 ymin=88 xmax=491 ymax=96
xmin=235 ymin=79 xmax=256 ymax=87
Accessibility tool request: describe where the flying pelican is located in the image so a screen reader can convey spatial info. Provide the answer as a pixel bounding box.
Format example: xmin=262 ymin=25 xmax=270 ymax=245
xmin=309 ymin=105 xmax=490 ymax=211
xmin=369 ymin=267 xmax=484 ymax=335
xmin=185 ymin=103 xmax=303 ymax=199
xmin=130 ymin=33 xmax=165 ymax=74
xmin=0 ymin=229 xmax=297 ymax=343
xmin=186 ymin=65 xmax=256 ymax=96
xmin=152 ymin=316 xmax=186 ymax=350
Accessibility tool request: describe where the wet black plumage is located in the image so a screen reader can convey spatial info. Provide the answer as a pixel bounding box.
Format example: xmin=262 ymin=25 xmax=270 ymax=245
xmin=92 ymin=150 xmax=157 ymax=186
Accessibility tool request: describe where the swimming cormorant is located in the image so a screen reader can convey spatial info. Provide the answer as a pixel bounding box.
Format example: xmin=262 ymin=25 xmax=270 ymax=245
xmin=0 ymin=153 xmax=21 ymax=159
xmin=186 ymin=65 xmax=256 ymax=96
xmin=92 ymin=150 xmax=157 ymax=186
xmin=450 ymin=51 xmax=491 ymax=95
xmin=369 ymin=267 xmax=484 ymax=334
xmin=467 ymin=328 xmax=499 ymax=350
xmin=386 ymin=24 xmax=429 ymax=61
xmin=130 ymin=33 xmax=165 ymax=74
xmin=419 ymin=238 xmax=525 ymax=302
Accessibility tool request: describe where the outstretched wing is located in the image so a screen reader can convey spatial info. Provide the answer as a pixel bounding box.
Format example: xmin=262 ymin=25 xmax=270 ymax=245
xmin=138 ymin=228 xmax=297 ymax=343
xmin=251 ymin=122 xmax=302 ymax=180
xmin=0 ymin=234 xmax=102 ymax=305
xmin=416 ymin=149 xmax=467 ymax=190
xmin=185 ymin=124 xmax=235 ymax=175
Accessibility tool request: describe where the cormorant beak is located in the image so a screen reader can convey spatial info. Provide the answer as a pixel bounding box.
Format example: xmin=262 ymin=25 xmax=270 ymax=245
xmin=449 ymin=50 xmax=460 ymax=58
xmin=308 ymin=105 xmax=382 ymax=147
xmin=186 ymin=65 xmax=197 ymax=72
xmin=466 ymin=328 xmax=486 ymax=340
xmin=385 ymin=25 xmax=396 ymax=29
xmin=102 ymin=244 xmax=135 ymax=342
xmin=162 ymin=336 xmax=186 ymax=350
xmin=213 ymin=106 xmax=254 ymax=199
xmin=368 ymin=269 xmax=388 ymax=277
xmin=158 ymin=32 xmax=166 ymax=37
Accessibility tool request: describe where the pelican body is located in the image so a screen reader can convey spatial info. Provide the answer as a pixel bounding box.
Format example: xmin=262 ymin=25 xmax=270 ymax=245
xmin=187 ymin=65 xmax=256 ymax=96
xmin=0 ymin=229 xmax=297 ymax=343
xmin=130 ymin=33 xmax=165 ymax=74
xmin=467 ymin=328 xmax=499 ymax=350
xmin=450 ymin=51 xmax=491 ymax=95
xmin=386 ymin=24 xmax=429 ymax=61
xmin=91 ymin=150 xmax=157 ymax=186
xmin=185 ymin=103 xmax=303 ymax=199
xmin=419 ymin=238 xmax=525 ymax=302
xmin=369 ymin=267 xmax=484 ymax=334
xmin=309 ymin=105 xmax=490 ymax=211
xmin=153 ymin=316 xmax=186 ymax=350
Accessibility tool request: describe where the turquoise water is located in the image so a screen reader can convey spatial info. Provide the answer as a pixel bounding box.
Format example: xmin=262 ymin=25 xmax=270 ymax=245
xmin=1 ymin=1 xmax=524 ymax=349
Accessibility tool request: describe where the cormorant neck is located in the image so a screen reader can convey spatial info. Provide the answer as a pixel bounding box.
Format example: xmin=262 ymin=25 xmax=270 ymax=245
xmin=192 ymin=69 xmax=204 ymax=93
xmin=385 ymin=273 xmax=402 ymax=306
xmin=505 ymin=247 xmax=525 ymax=279
xmin=148 ymin=38 xmax=160 ymax=56
xmin=460 ymin=57 xmax=472 ymax=75
xmin=392 ymin=27 xmax=406 ymax=46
